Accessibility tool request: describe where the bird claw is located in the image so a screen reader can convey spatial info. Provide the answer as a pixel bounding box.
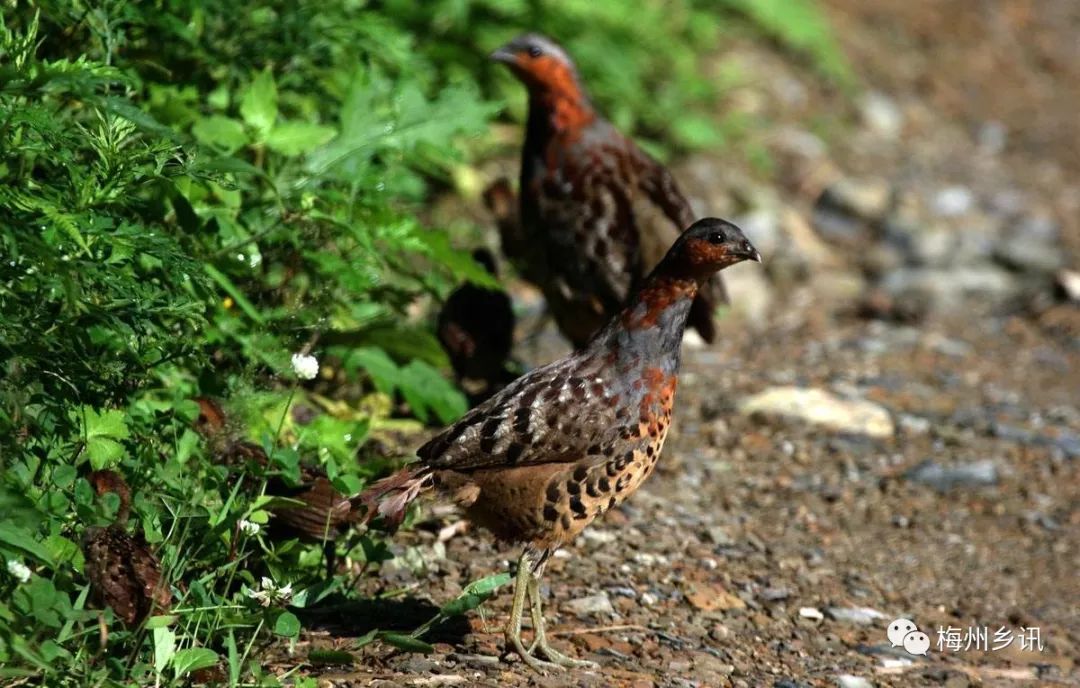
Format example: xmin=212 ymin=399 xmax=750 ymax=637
xmin=502 ymin=645 xmax=565 ymax=674
xmin=531 ymin=640 xmax=598 ymax=669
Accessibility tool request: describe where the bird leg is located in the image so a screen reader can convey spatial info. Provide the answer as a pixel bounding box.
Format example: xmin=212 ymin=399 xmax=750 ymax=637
xmin=526 ymin=572 xmax=599 ymax=668
xmin=504 ymin=549 xmax=562 ymax=673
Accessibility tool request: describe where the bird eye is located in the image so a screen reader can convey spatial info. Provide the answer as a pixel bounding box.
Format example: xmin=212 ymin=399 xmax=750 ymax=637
xmin=527 ymin=45 xmax=543 ymax=58
xmin=707 ymin=231 xmax=725 ymax=245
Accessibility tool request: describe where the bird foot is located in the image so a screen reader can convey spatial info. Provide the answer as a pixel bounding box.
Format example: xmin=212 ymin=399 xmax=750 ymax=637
xmin=528 ymin=638 xmax=599 ymax=669
xmin=501 ymin=644 xmax=565 ymax=674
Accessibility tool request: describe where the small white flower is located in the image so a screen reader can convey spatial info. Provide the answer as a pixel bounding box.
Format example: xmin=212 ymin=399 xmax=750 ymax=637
xmin=245 ymin=576 xmax=293 ymax=607
xmin=246 ymin=587 xmax=271 ymax=606
xmin=238 ymin=519 xmax=261 ymax=536
xmin=6 ymin=560 xmax=31 ymax=583
xmin=291 ymin=352 xmax=319 ymax=380
xmin=277 ymin=583 xmax=293 ymax=602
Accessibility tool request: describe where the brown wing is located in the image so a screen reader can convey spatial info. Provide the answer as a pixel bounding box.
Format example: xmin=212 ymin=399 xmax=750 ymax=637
xmin=83 ymin=526 xmax=169 ymax=624
xmin=131 ymin=536 xmax=172 ymax=612
xmin=522 ymin=122 xmax=643 ymax=324
xmin=417 ymin=351 xmax=629 ymax=473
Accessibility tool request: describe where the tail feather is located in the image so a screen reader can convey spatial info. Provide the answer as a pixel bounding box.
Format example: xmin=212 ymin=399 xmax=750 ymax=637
xmin=355 ymin=466 xmax=433 ymax=531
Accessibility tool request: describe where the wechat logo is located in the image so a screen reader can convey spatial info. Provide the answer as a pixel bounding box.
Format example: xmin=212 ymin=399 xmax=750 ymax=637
xmin=888 ymin=618 xmax=929 ymax=656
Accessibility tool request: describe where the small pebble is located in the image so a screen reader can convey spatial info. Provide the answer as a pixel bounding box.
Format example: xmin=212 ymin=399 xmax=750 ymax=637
xmin=563 ymin=593 xmax=615 ymax=616
xmin=905 ymin=459 xmax=998 ymax=492
xmin=933 ymin=186 xmax=974 ymax=217
xmin=836 ymin=675 xmax=874 ymax=688
xmin=799 ymin=607 xmax=824 ymax=621
xmin=825 ymin=606 xmax=888 ymax=625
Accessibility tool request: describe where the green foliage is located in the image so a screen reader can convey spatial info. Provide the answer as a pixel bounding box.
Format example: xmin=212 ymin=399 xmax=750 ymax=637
xmin=719 ymin=0 xmax=853 ymax=86
xmin=0 ymin=0 xmax=848 ymax=685
xmin=382 ymin=0 xmax=851 ymax=150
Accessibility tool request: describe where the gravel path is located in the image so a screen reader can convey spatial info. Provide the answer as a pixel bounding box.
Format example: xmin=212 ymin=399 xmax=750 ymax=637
xmin=299 ymin=312 xmax=1077 ymax=687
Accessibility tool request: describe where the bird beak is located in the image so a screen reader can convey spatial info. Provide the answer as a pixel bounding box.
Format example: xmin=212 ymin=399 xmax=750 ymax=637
xmin=490 ymin=46 xmax=516 ymax=64
xmin=738 ymin=240 xmax=762 ymax=263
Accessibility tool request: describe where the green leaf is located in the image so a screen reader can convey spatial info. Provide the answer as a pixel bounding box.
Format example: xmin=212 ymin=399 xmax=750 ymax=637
xmin=289 ymin=579 xmax=339 ymax=609
xmin=346 ymin=347 xmax=398 ymax=396
xmin=308 ymin=649 xmax=355 ymax=665
xmin=172 ymin=647 xmax=219 ymax=678
xmin=0 ymin=524 xmax=55 ymax=567
xmin=273 ymin=611 xmax=301 ymax=637
xmin=399 ymin=360 xmax=467 ymax=424
xmin=226 ymin=630 xmax=240 ymax=686
xmin=671 ymin=114 xmax=724 ymax=149
xmin=204 ymin=264 xmax=265 ymax=323
xmin=174 ymin=428 xmax=201 ymax=465
xmin=78 ymin=406 xmax=130 ymax=469
xmin=240 ymin=69 xmax=278 ymax=135
xmin=265 ymin=121 xmax=336 ymax=156
xmin=102 ymin=96 xmax=180 ymax=140
xmin=348 ymin=323 xmax=451 ymax=368
xmin=41 ymin=535 xmax=80 ymax=567
xmin=193 ymin=155 xmax=271 ymax=182
xmin=86 ymin=437 xmax=125 ymax=470
xmin=0 ymin=488 xmax=42 ymax=531
xmin=354 ymin=629 xmax=378 ymax=649
xmin=192 ymin=115 xmax=248 ymax=153
xmin=246 ymin=495 xmax=305 ymax=514
xmin=331 ymin=473 xmax=362 ymax=496
xmin=439 ymin=572 xmax=512 ymax=617
xmin=153 ymin=625 xmax=177 ymax=673
xmin=51 ymin=465 xmax=77 ymax=489
xmin=83 ymin=407 xmax=130 ymax=440
xmin=379 ymin=631 xmax=433 ymax=654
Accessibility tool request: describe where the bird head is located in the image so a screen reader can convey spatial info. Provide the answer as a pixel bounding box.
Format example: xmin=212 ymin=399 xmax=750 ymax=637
xmin=658 ymin=218 xmax=761 ymax=282
xmin=491 ymin=34 xmax=584 ymax=100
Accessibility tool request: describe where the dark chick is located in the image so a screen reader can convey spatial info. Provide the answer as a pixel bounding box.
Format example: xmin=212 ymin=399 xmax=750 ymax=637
xmin=82 ymin=470 xmax=172 ymax=626
xmin=362 ymin=218 xmax=759 ymax=672
xmin=437 ymin=248 xmax=517 ymax=406
xmin=492 ymin=33 xmax=727 ymax=348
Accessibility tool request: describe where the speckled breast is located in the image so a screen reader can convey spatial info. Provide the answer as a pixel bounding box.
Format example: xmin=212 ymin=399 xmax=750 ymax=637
xmin=534 ymin=370 xmax=676 ymax=548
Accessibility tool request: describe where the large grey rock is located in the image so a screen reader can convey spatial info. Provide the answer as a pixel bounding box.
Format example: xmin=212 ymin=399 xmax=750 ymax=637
xmin=932 ymin=186 xmax=975 ymax=217
xmin=739 ymin=387 xmax=894 ymax=438
xmin=907 ymin=221 xmax=999 ymax=268
xmin=994 ymin=239 xmax=1065 ymax=274
xmin=881 ymin=266 xmax=1017 ymax=311
xmin=836 ymin=676 xmax=874 ymax=688
xmin=562 ymin=592 xmax=615 ymax=616
xmin=821 ymin=177 xmax=892 ymax=221
xmin=904 ymin=459 xmax=998 ymax=492
xmin=812 ymin=206 xmax=864 ymax=243
xmin=825 ymin=606 xmax=888 ymax=625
